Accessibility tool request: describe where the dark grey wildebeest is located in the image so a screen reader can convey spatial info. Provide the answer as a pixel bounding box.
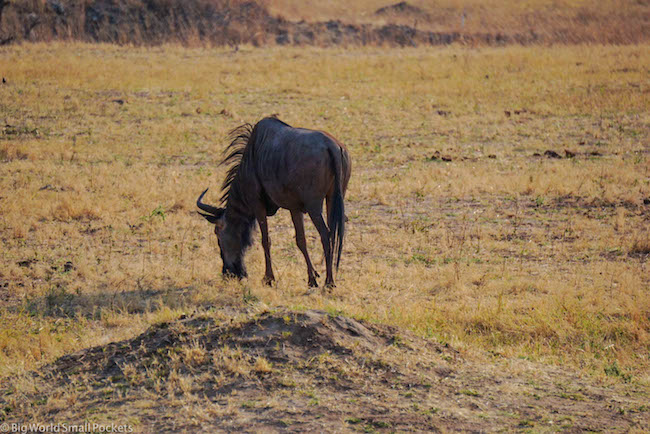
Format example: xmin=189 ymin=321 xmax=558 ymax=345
xmin=197 ymin=117 xmax=351 ymax=288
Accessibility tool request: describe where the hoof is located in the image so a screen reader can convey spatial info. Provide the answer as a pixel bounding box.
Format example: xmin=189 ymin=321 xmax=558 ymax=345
xmin=308 ymin=277 xmax=319 ymax=288
xmin=262 ymin=276 xmax=275 ymax=286
xmin=324 ymin=280 xmax=336 ymax=290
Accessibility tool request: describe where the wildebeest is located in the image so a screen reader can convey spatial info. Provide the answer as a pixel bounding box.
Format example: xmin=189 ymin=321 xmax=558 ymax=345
xmin=197 ymin=117 xmax=351 ymax=288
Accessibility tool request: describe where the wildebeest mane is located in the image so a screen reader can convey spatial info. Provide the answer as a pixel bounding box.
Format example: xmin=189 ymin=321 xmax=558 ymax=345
xmin=219 ymin=123 xmax=253 ymax=204
xmin=219 ymin=117 xmax=292 ymax=205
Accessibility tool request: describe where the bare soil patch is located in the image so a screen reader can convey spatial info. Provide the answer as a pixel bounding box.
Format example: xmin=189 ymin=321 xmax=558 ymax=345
xmin=2 ymin=308 xmax=648 ymax=431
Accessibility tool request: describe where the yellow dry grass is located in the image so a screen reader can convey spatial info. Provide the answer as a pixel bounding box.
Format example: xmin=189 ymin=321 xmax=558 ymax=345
xmin=0 ymin=42 xmax=648 ymax=389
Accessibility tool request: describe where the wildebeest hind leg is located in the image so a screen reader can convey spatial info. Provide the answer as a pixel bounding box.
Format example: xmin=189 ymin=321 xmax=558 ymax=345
xmin=290 ymin=210 xmax=319 ymax=287
xmin=307 ymin=206 xmax=334 ymax=288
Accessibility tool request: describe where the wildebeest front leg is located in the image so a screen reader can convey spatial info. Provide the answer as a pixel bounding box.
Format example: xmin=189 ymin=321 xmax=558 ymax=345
xmin=290 ymin=210 xmax=319 ymax=287
xmin=255 ymin=212 xmax=275 ymax=286
xmin=307 ymin=206 xmax=334 ymax=288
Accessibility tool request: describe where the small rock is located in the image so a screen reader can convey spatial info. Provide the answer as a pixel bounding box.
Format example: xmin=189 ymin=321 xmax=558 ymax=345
xmin=428 ymin=150 xmax=451 ymax=162
xmin=544 ymin=150 xmax=562 ymax=159
xmin=17 ymin=259 xmax=35 ymax=267
xmin=487 ymin=154 xmax=497 ymax=159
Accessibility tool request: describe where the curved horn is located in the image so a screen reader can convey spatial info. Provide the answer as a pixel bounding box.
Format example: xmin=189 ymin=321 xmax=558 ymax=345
xmin=196 ymin=188 xmax=221 ymax=216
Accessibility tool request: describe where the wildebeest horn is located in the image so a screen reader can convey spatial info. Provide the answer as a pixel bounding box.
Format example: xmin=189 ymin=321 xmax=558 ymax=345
xmin=196 ymin=188 xmax=221 ymax=216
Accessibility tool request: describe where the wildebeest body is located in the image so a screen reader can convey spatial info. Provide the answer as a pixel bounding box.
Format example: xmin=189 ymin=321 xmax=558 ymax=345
xmin=257 ymin=128 xmax=345 ymax=211
xmin=197 ymin=117 xmax=351 ymax=288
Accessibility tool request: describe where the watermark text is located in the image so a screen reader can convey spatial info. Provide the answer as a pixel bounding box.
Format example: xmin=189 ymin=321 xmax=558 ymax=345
xmin=0 ymin=423 xmax=134 ymax=433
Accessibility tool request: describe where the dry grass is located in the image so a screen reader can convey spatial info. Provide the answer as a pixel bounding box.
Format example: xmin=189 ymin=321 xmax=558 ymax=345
xmin=0 ymin=42 xmax=648 ymax=396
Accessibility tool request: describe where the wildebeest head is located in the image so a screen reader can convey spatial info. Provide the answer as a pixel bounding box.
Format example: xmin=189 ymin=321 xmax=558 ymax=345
xmin=196 ymin=188 xmax=249 ymax=279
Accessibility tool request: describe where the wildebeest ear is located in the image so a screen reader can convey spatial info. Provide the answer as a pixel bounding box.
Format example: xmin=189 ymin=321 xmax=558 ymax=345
xmin=198 ymin=208 xmax=224 ymax=225
xmin=198 ymin=211 xmax=218 ymax=224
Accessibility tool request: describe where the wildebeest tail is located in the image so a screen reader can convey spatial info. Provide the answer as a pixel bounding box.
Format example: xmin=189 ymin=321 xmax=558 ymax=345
xmin=327 ymin=146 xmax=345 ymax=271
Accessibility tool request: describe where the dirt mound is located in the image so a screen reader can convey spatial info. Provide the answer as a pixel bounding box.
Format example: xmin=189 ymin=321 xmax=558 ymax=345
xmin=2 ymin=308 xmax=648 ymax=431
xmin=375 ymin=1 xmax=430 ymax=19
xmin=49 ymin=309 xmax=404 ymax=380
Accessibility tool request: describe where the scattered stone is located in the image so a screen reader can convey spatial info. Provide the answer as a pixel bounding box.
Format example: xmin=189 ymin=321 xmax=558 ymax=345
xmin=436 ymin=109 xmax=451 ymax=116
xmin=487 ymin=154 xmax=497 ymax=159
xmin=544 ymin=150 xmax=562 ymax=159
xmin=429 ymin=150 xmax=452 ymax=162
xmin=506 ymin=109 xmax=529 ymax=117
xmin=39 ymin=184 xmax=70 ymax=192
xmin=17 ymin=259 xmax=36 ymax=267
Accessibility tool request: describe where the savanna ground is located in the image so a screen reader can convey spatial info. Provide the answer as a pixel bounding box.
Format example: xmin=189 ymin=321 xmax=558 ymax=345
xmin=0 ymin=41 xmax=649 ymax=431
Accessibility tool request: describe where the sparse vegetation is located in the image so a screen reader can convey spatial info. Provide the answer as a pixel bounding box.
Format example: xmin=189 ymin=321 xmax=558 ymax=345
xmin=0 ymin=5 xmax=648 ymax=429
xmin=0 ymin=0 xmax=647 ymax=46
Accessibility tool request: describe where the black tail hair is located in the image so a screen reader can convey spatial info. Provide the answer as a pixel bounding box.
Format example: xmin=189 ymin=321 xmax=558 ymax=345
xmin=327 ymin=147 xmax=345 ymax=270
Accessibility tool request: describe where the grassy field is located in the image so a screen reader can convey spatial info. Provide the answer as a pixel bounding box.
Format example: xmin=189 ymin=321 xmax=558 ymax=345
xmin=0 ymin=42 xmax=648 ymax=427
